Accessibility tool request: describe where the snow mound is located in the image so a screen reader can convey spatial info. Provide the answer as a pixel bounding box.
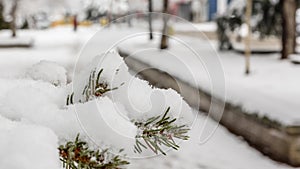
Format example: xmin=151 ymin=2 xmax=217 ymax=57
xmin=0 ymin=115 xmax=60 ymax=169
xmin=290 ymin=54 xmax=300 ymax=64
xmin=0 ymin=37 xmax=33 ymax=47
xmin=26 ymin=60 xmax=67 ymax=86
xmin=71 ymin=51 xmax=193 ymax=125
xmin=68 ymin=51 xmax=193 ymax=153
xmin=0 ymin=79 xmax=83 ymax=140
xmin=0 ymin=51 xmax=193 ymax=159
xmin=70 ymin=97 xmax=137 ymax=155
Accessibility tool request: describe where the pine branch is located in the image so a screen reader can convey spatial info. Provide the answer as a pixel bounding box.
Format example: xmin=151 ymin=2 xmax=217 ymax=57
xmin=134 ymin=107 xmax=189 ymax=155
xmin=59 ymin=134 xmax=129 ymax=169
xmin=66 ymin=69 xmax=124 ymax=105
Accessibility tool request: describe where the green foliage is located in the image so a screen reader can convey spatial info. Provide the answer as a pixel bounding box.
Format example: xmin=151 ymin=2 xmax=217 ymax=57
xmin=134 ymin=107 xmax=189 ymax=155
xmin=59 ymin=134 xmax=129 ymax=169
xmin=66 ymin=69 xmax=124 ymax=105
xmin=82 ymin=69 xmax=118 ymax=102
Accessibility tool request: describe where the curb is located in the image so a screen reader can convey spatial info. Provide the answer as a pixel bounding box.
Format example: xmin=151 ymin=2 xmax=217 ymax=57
xmin=119 ymin=50 xmax=300 ymax=167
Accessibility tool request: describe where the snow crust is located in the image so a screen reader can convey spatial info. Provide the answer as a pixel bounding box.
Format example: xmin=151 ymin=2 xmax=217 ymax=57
xmin=26 ymin=60 xmax=67 ymax=86
xmin=0 ymin=115 xmax=60 ymax=169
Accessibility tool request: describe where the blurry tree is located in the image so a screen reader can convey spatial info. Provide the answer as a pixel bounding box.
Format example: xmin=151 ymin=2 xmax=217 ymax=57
xmin=0 ymin=0 xmax=88 ymax=35
xmin=281 ymin=0 xmax=297 ymax=59
xmin=216 ymin=0 xmax=282 ymax=49
xmin=245 ymin=0 xmax=252 ymax=75
xmin=9 ymin=0 xmax=17 ymax=37
xmin=0 ymin=1 xmax=9 ymax=30
xmin=62 ymin=0 xmax=82 ymax=32
xmin=1 ymin=0 xmax=19 ymax=37
xmin=73 ymin=14 xmax=78 ymax=32
xmin=252 ymin=0 xmax=282 ymax=38
xmin=216 ymin=0 xmax=300 ymax=60
xmin=160 ymin=0 xmax=169 ymax=49
xmin=148 ymin=0 xmax=153 ymax=40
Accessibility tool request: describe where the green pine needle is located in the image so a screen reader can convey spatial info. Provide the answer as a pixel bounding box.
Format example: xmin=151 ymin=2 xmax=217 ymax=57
xmin=66 ymin=69 xmax=124 ymax=105
xmin=134 ymin=107 xmax=189 ymax=155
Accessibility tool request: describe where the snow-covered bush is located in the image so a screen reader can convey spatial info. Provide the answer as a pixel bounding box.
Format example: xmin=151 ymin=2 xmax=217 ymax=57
xmin=68 ymin=51 xmax=193 ymax=156
xmin=0 ymin=51 xmax=193 ymax=168
xmin=26 ymin=60 xmax=67 ymax=86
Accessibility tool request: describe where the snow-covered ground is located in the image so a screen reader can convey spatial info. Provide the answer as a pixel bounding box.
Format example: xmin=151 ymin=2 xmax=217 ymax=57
xmin=0 ymin=36 xmax=34 ymax=47
xmin=119 ymin=34 xmax=300 ymax=126
xmin=290 ymin=54 xmax=300 ymax=64
xmin=131 ymin=111 xmax=293 ymax=169
xmin=174 ymin=22 xmax=217 ymax=32
xmin=0 ymin=26 xmax=97 ymax=80
xmin=131 ymin=17 xmax=216 ymax=35
xmin=0 ymin=26 xmax=298 ymax=169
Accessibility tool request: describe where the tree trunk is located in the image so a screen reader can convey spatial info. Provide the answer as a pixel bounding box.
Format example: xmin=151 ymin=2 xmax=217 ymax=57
xmin=10 ymin=0 xmax=18 ymax=38
xmin=245 ymin=0 xmax=252 ymax=75
xmin=73 ymin=14 xmax=78 ymax=32
xmin=281 ymin=0 xmax=296 ymax=59
xmin=148 ymin=0 xmax=153 ymax=40
xmin=160 ymin=0 xmax=169 ymax=49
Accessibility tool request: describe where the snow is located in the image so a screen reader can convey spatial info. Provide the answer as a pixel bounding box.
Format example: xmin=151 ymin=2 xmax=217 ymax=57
xmin=118 ymin=33 xmax=300 ymax=126
xmin=0 ymin=115 xmax=60 ymax=169
xmin=69 ymin=51 xmax=194 ymax=155
xmin=26 ymin=60 xmax=67 ymax=86
xmin=0 ymin=27 xmax=194 ymax=163
xmin=71 ymin=51 xmax=193 ymax=123
xmin=0 ymin=79 xmax=78 ymax=139
xmin=130 ymin=111 xmax=293 ymax=169
xmin=174 ymin=22 xmax=217 ymax=32
xmin=71 ymin=97 xmax=138 ymax=155
xmin=290 ymin=54 xmax=300 ymax=64
xmin=0 ymin=36 xmax=33 ymax=47
xmin=133 ymin=17 xmax=217 ymax=34
xmin=0 ymin=26 xmax=96 ymax=79
xmin=0 ymin=26 xmax=298 ymax=168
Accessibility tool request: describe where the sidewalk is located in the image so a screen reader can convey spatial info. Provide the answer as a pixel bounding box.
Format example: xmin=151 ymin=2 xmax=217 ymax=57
xmin=118 ymin=34 xmax=300 ymax=126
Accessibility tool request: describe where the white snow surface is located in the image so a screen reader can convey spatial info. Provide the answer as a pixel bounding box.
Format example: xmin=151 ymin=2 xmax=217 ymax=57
xmin=0 ymin=26 xmax=97 ymax=80
xmin=290 ymin=54 xmax=300 ymax=64
xmin=0 ymin=115 xmax=60 ymax=169
xmin=26 ymin=60 xmax=67 ymax=86
xmin=119 ymin=33 xmax=300 ymax=126
xmin=174 ymin=22 xmax=217 ymax=32
xmin=0 ymin=27 xmax=194 ymax=167
xmin=0 ymin=26 xmax=298 ymax=168
xmin=0 ymin=36 xmax=33 ymax=46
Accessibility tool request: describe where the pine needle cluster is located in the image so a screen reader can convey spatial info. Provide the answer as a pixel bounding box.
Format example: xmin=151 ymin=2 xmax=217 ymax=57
xmin=66 ymin=69 xmax=123 ymax=105
xmin=59 ymin=134 xmax=129 ymax=169
xmin=134 ymin=107 xmax=190 ymax=155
